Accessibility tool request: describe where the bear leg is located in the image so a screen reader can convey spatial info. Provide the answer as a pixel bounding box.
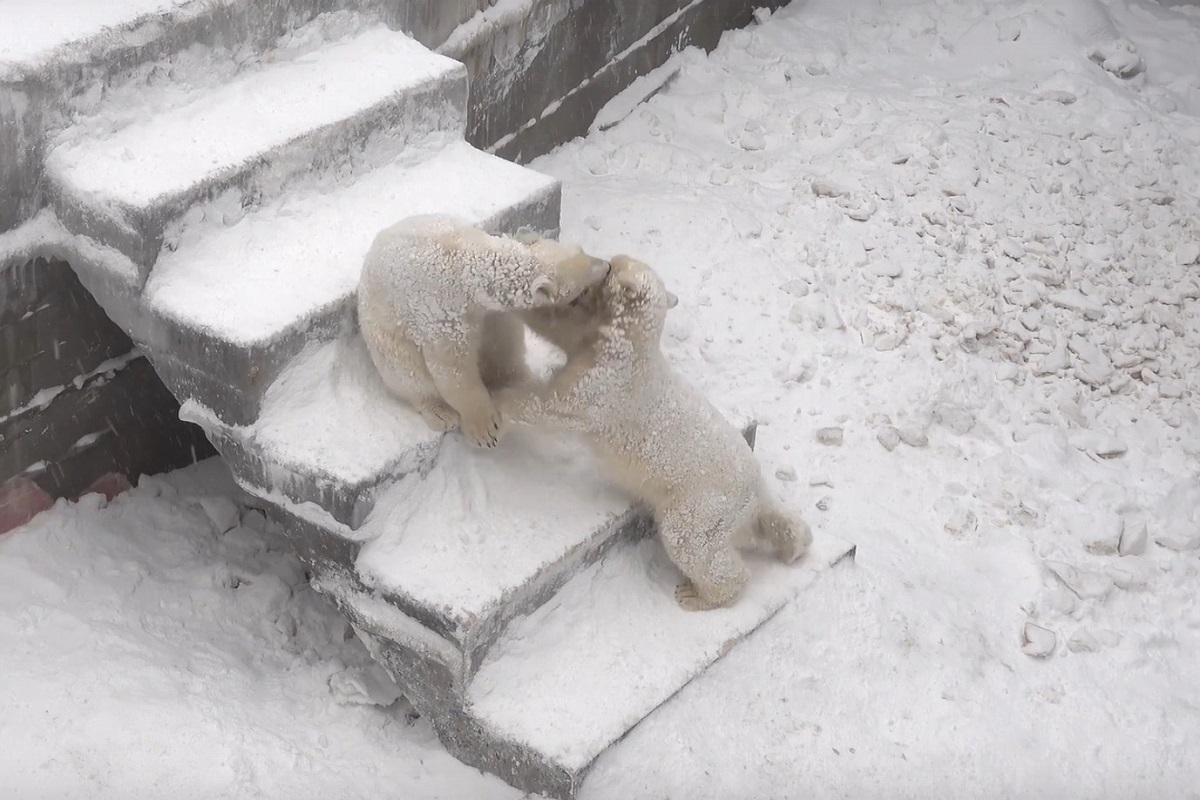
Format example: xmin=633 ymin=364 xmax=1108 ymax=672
xmin=361 ymin=325 xmax=458 ymax=433
xmin=424 ymin=340 xmax=504 ymax=448
xmin=659 ymin=507 xmax=748 ymax=611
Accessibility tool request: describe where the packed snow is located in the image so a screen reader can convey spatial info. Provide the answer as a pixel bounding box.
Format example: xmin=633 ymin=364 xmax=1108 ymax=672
xmin=3 ymin=0 xmax=1199 ymax=796
xmin=0 ymin=461 xmax=518 ymax=798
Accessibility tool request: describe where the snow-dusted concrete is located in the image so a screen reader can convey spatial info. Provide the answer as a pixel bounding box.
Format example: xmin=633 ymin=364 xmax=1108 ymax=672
xmin=0 ymin=460 xmax=523 ymax=800
xmin=138 ymin=139 xmax=558 ymax=425
xmin=45 ymin=24 xmax=468 ymax=273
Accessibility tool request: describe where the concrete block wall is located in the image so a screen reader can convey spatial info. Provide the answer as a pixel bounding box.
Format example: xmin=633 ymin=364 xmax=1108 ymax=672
xmin=0 ymin=0 xmax=780 ymax=521
xmin=0 ymin=259 xmax=213 ymax=507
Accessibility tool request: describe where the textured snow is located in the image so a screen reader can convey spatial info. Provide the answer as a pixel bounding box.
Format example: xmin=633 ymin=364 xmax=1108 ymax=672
xmin=46 ymin=26 xmax=460 ymax=209
xmin=356 ymin=429 xmax=628 ymax=628
xmin=531 ymin=0 xmax=1200 ymax=795
xmin=470 ymin=533 xmax=852 ymax=770
xmin=0 ymin=0 xmax=190 ymax=67
xmin=6 ymin=0 xmax=1200 ymax=796
xmin=252 ymin=337 xmax=438 ymax=487
xmin=0 ymin=459 xmax=519 ymax=799
xmin=143 ymin=141 xmax=558 ymax=345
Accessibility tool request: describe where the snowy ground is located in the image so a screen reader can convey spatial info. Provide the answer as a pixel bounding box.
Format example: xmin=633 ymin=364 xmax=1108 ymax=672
xmin=4 ymin=0 xmax=1200 ymax=796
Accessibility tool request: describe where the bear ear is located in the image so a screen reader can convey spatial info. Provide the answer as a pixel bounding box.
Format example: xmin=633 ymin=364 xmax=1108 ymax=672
xmin=531 ymin=274 xmax=556 ymax=301
xmin=665 ymin=291 xmax=679 ymax=309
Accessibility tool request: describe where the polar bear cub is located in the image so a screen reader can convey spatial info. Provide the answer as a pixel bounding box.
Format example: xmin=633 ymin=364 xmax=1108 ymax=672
xmin=502 ymin=256 xmax=811 ymax=609
xmin=358 ymin=214 xmax=608 ymax=447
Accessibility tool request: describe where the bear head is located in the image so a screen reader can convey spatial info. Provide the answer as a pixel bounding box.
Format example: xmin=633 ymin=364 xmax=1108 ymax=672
xmin=601 ymin=255 xmax=679 ymax=344
xmin=522 ymin=236 xmax=611 ymax=306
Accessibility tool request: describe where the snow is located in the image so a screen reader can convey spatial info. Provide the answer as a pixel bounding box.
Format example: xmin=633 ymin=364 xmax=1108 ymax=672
xmin=470 ymin=533 xmax=853 ymax=771
xmin=0 ymin=0 xmax=191 ymax=69
xmin=143 ymin=140 xmax=558 ymax=346
xmin=250 ymin=337 xmax=438 ymax=489
xmin=528 ymin=0 xmax=1200 ymax=794
xmin=45 ymin=25 xmax=461 ymax=210
xmin=0 ymin=459 xmax=519 ymax=799
xmin=437 ymin=0 xmax=538 ymax=59
xmin=5 ymin=0 xmax=1200 ymax=796
xmin=356 ymin=429 xmax=628 ymax=633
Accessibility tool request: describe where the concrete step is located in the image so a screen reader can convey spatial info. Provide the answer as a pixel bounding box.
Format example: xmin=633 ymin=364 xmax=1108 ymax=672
xmin=183 ymin=336 xmax=443 ymax=533
xmin=260 ymin=428 xmax=650 ymax=715
xmin=455 ymin=533 xmax=856 ymax=798
xmin=137 ymin=140 xmax=559 ymax=424
xmin=44 ymin=23 xmax=467 ymax=275
xmin=337 ymin=519 xmax=853 ymax=799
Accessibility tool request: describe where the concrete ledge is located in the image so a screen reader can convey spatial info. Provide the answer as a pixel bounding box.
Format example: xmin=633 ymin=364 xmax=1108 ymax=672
xmin=45 ymin=31 xmax=468 ymax=277
xmin=455 ymin=0 xmax=787 ymax=162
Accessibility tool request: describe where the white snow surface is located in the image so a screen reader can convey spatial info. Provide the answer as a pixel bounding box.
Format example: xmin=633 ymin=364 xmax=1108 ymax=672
xmin=0 ymin=459 xmax=518 ymax=799
xmin=251 ymin=336 xmax=438 ymax=487
xmin=45 ymin=25 xmax=461 ymax=209
xmin=470 ymin=533 xmax=853 ymax=771
xmin=143 ymin=140 xmax=558 ymax=345
xmin=0 ymin=0 xmax=191 ymax=67
xmin=5 ymin=0 xmax=1200 ymax=796
xmin=356 ymin=429 xmax=628 ymax=630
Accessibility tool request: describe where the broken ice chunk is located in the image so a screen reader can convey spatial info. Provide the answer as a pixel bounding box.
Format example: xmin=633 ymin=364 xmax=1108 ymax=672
xmin=1021 ymin=622 xmax=1056 ymax=657
xmin=816 ymin=427 xmax=844 ymax=446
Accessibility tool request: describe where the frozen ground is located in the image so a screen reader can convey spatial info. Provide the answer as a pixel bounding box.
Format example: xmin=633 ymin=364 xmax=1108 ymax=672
xmin=3 ymin=0 xmax=1199 ymax=796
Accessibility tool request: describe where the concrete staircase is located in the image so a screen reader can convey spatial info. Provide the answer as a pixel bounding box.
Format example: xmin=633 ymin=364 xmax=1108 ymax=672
xmin=33 ymin=10 xmax=854 ymax=798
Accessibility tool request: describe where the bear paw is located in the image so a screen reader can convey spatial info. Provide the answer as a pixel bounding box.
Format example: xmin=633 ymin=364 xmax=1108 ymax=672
xmin=461 ymin=407 xmax=504 ymax=449
xmin=674 ymin=581 xmax=720 ymax=612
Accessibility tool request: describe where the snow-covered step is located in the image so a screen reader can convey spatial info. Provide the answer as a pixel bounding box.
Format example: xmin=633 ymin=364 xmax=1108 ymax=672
xmin=185 ymin=337 xmax=443 ymax=531
xmin=306 ymin=419 xmax=760 ymax=704
xmin=354 ymin=430 xmax=637 ymax=670
xmin=140 ymin=141 xmax=560 ymax=424
xmin=461 ymin=533 xmax=856 ymax=799
xmin=45 ymin=24 xmax=468 ymax=274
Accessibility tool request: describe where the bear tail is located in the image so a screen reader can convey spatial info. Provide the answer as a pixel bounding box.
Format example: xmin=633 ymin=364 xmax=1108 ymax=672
xmin=756 ymin=505 xmax=812 ymax=564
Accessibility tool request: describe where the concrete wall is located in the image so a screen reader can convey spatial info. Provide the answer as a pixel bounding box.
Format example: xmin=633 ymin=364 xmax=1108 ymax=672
xmin=0 ymin=259 xmax=213 ymax=510
xmin=0 ymin=0 xmax=779 ymax=514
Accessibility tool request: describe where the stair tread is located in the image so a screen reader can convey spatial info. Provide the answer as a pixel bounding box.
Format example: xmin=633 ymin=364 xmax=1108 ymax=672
xmin=45 ymin=25 xmax=460 ymax=210
xmin=467 ymin=533 xmax=855 ymax=772
xmin=1 ymin=0 xmax=191 ymax=69
xmin=249 ymin=337 xmax=438 ymax=491
xmin=142 ymin=140 xmax=559 ymax=346
xmin=356 ymin=429 xmax=630 ymax=635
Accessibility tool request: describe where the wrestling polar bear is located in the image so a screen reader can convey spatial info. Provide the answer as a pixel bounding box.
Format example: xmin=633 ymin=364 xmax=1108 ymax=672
xmin=503 ymin=256 xmax=812 ymax=610
xmin=358 ymin=214 xmax=608 ymax=447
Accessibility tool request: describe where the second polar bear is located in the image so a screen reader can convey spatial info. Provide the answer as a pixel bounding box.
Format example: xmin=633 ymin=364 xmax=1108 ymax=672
xmin=358 ymin=214 xmax=608 ymax=447
xmin=501 ymin=256 xmax=811 ymax=610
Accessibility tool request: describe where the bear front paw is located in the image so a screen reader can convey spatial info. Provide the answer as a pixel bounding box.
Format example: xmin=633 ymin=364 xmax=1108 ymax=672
xmin=461 ymin=408 xmax=504 ymax=449
xmin=674 ymin=581 xmax=719 ymax=612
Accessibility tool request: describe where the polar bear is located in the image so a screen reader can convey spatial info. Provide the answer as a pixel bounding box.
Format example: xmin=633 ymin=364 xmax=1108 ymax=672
xmin=501 ymin=256 xmax=811 ymax=610
xmin=358 ymin=214 xmax=608 ymax=447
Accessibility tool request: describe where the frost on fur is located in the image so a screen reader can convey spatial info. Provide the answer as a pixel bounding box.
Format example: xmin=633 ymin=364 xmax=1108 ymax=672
xmin=501 ymin=256 xmax=811 ymax=609
xmin=357 ymin=214 xmax=609 ymax=448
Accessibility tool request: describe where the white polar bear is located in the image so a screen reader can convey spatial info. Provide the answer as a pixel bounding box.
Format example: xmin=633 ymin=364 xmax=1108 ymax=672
xmin=501 ymin=256 xmax=811 ymax=610
xmin=357 ymin=214 xmax=608 ymax=447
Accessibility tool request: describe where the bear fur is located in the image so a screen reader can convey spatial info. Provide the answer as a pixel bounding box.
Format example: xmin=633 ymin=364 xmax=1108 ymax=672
xmin=357 ymin=214 xmax=609 ymax=447
xmin=501 ymin=255 xmax=812 ymax=610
